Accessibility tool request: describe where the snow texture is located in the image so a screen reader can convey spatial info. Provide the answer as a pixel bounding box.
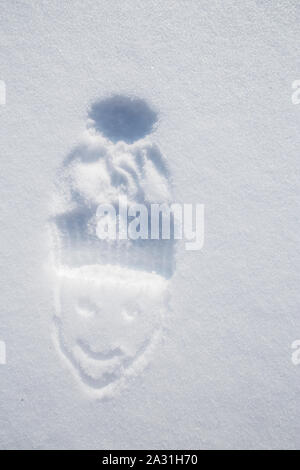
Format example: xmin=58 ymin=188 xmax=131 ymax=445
xmin=0 ymin=0 xmax=300 ymax=450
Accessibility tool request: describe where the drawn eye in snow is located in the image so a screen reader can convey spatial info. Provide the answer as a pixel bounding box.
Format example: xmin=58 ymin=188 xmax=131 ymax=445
xmin=50 ymin=95 xmax=175 ymax=399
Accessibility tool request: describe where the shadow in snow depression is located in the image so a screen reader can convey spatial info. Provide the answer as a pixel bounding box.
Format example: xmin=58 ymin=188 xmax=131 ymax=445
xmin=88 ymin=95 xmax=158 ymax=144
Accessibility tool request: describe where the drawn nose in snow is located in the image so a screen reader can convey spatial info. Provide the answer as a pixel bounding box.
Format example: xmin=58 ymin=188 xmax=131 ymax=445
xmin=50 ymin=96 xmax=175 ymax=399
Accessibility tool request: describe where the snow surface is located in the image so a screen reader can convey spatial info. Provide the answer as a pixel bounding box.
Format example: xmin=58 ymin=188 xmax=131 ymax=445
xmin=1 ymin=0 xmax=300 ymax=449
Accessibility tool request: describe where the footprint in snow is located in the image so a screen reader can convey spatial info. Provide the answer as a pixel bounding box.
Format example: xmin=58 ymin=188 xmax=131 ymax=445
xmin=49 ymin=95 xmax=175 ymax=399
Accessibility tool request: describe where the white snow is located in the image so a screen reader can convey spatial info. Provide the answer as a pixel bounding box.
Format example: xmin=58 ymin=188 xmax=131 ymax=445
xmin=0 ymin=0 xmax=300 ymax=450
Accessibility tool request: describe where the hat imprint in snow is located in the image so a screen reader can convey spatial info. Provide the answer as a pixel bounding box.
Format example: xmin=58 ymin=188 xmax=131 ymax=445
xmin=49 ymin=96 xmax=175 ymax=399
